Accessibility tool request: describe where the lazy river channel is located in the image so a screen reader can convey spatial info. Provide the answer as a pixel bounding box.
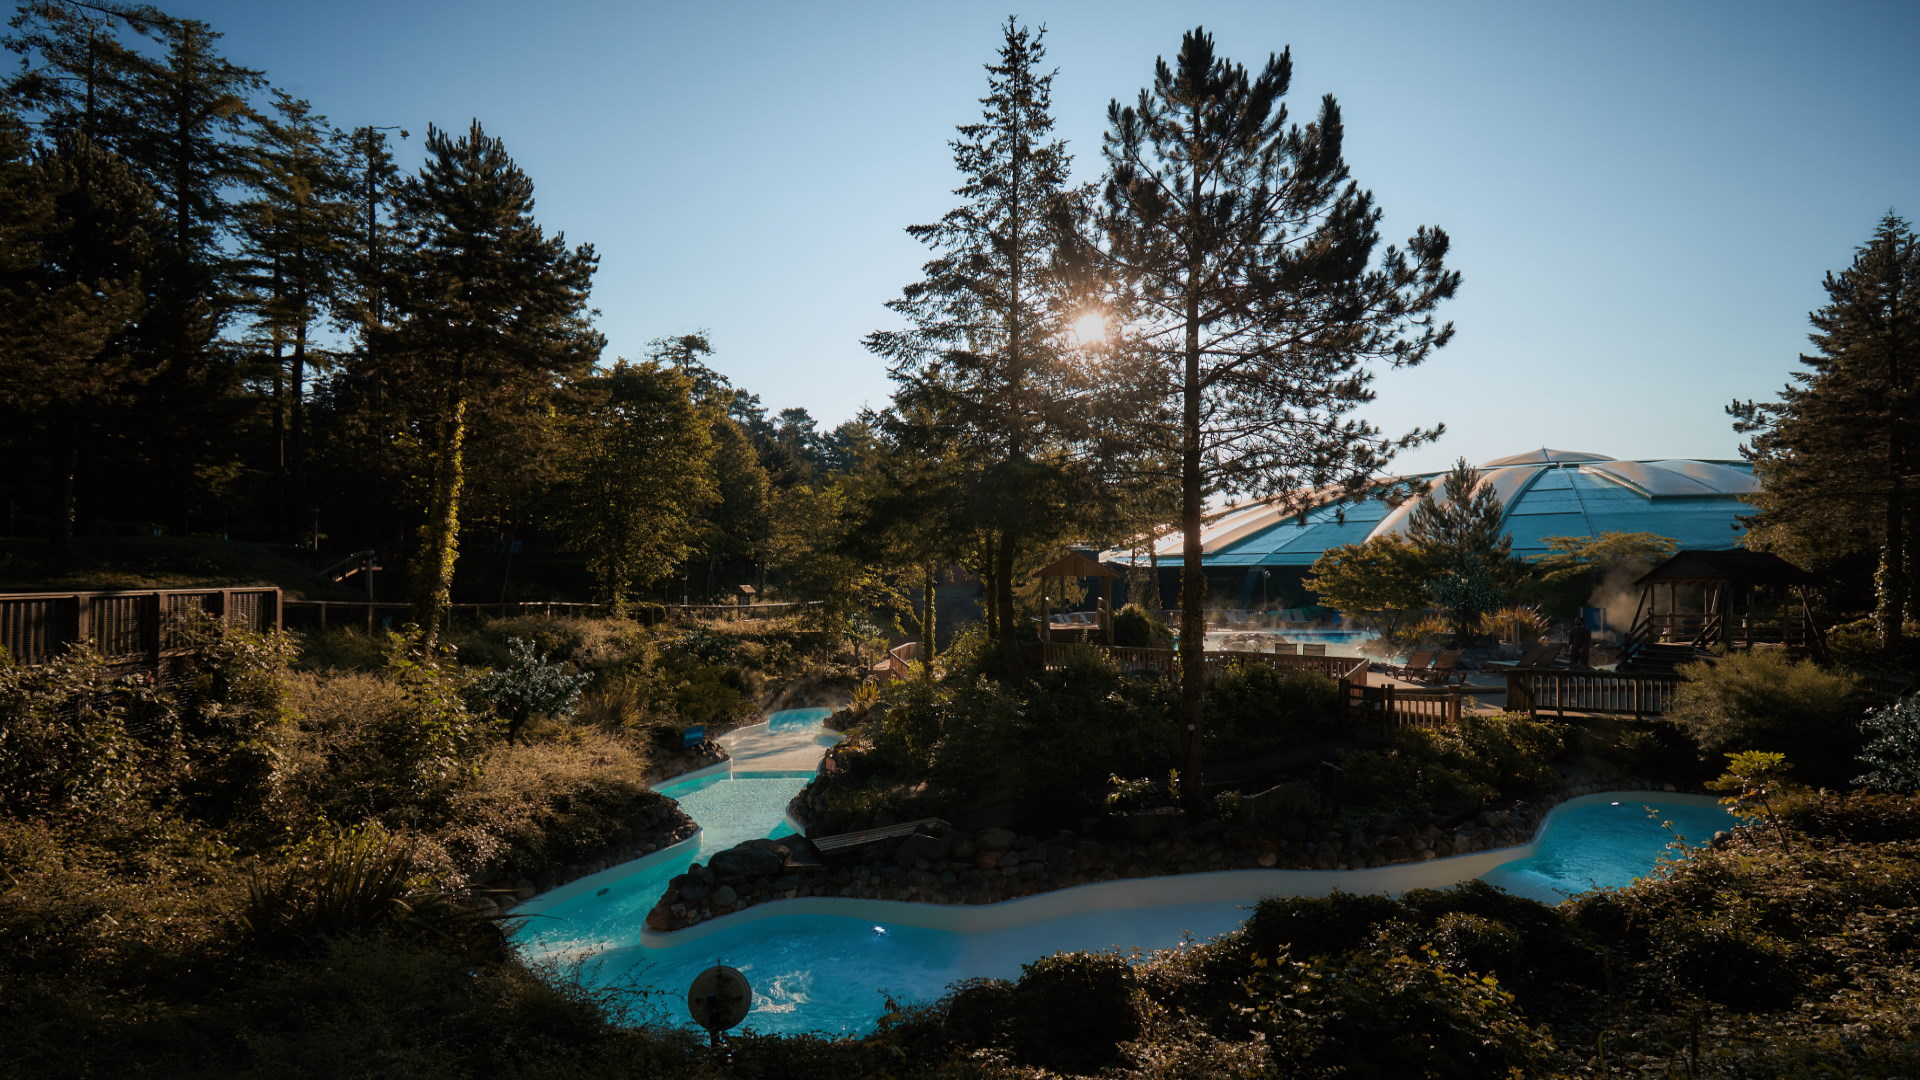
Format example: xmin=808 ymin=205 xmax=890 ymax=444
xmin=512 ymin=708 xmax=1727 ymax=1036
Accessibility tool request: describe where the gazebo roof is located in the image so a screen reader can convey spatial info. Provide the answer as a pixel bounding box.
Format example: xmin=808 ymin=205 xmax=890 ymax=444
xmin=1033 ymin=552 xmax=1122 ymax=580
xmin=1633 ymin=549 xmax=1820 ymax=588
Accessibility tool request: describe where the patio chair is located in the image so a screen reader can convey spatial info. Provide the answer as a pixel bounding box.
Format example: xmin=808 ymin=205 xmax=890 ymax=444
xmin=1302 ymin=643 xmax=1327 ymax=656
xmin=1482 ymin=644 xmax=1548 ymax=673
xmin=1392 ymin=649 xmax=1435 ymax=679
xmin=1271 ymin=641 xmax=1300 ymax=654
xmin=1426 ymin=649 xmax=1470 ymax=685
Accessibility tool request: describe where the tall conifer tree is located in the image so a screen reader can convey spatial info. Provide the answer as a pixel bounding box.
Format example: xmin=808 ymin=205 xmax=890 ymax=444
xmin=235 ymin=91 xmax=355 ymax=538
xmin=867 ymin=19 xmax=1098 ymax=674
xmin=1731 ymin=213 xmax=1920 ymax=652
xmin=0 ymin=115 xmax=158 ymax=553
xmin=1100 ymin=29 xmax=1457 ymax=791
xmin=379 ymin=121 xmax=601 ymax=641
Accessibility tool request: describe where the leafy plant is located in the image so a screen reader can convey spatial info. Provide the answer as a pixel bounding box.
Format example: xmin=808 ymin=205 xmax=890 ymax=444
xmin=1856 ymin=694 xmax=1920 ymax=793
xmin=375 ymin=629 xmax=494 ymax=808
xmin=470 ymin=637 xmax=590 ymax=745
xmin=242 ymin=825 xmax=504 ymax=961
xmin=1707 ymin=750 xmax=1802 ymax=850
xmin=1111 ymin=602 xmax=1174 ymax=648
xmin=1476 ymin=605 xmax=1548 ymax=646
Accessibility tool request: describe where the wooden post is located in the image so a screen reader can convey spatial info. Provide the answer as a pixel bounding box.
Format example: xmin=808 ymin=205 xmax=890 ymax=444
xmin=70 ymin=593 xmax=88 ymax=652
xmin=144 ymin=591 xmax=162 ymax=670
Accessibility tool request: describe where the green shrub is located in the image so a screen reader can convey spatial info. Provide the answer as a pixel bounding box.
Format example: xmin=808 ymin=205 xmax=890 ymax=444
xmin=1669 ymin=650 xmax=1871 ymax=781
xmin=1328 ymin=712 xmax=1562 ymax=819
xmin=1649 ymin=906 xmax=1799 ymax=1011
xmin=1111 ymin=602 xmax=1173 ymax=648
xmin=1245 ymin=890 xmax=1403 ymax=960
xmin=1205 ymin=661 xmax=1337 ymax=756
xmin=1011 ymin=951 xmax=1142 ymax=1074
xmin=1778 ymin=789 xmax=1920 ymax=842
xmin=1274 ymin=945 xmax=1556 ymax=1079
xmin=170 ymin=618 xmax=296 ymax=826
xmin=241 ymin=826 xmax=503 ymax=961
xmin=1424 ymin=912 xmax=1524 ymax=976
xmin=0 ymin=646 xmax=151 ymax=819
xmin=1856 ymin=694 xmax=1920 ymax=793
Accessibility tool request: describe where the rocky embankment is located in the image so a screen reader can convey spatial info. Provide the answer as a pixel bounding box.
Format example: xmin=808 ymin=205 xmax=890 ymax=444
xmin=643 ymin=778 xmax=1683 ymax=933
xmin=479 ymin=740 xmax=728 ymax=910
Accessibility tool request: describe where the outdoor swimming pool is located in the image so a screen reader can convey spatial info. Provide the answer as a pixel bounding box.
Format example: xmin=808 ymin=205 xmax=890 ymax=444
xmin=513 ymin=709 xmax=1726 ymax=1036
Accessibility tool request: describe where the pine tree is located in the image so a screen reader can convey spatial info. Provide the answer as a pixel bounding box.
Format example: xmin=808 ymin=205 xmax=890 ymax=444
xmin=1100 ymin=28 xmax=1458 ymax=792
xmin=866 ymin=19 xmax=1101 ymax=675
xmin=0 ymin=113 xmax=160 ymax=554
xmin=1730 ymin=213 xmax=1920 ymax=652
xmin=3 ymin=0 xmax=153 ymax=150
xmin=1409 ymin=458 xmax=1520 ymax=639
xmin=116 ymin=13 xmax=263 ymax=530
xmin=379 ymin=121 xmax=601 ymax=641
xmin=234 ymin=91 xmax=355 ymax=538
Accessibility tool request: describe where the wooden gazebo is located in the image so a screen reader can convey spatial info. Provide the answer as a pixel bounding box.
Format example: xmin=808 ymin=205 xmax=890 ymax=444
xmin=1622 ymin=550 xmax=1826 ymax=663
xmin=1033 ymin=552 xmax=1121 ymax=645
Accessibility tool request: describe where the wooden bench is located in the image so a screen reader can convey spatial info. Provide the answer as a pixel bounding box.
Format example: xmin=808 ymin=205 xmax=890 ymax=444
xmin=810 ymin=817 xmax=946 ymax=855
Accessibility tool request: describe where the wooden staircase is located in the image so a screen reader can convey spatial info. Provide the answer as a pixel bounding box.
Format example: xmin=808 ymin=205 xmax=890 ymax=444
xmin=1618 ymin=641 xmax=1711 ymax=675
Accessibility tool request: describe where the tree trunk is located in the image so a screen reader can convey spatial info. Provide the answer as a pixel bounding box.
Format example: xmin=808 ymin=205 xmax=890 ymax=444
xmin=923 ymin=564 xmax=938 ymax=660
xmin=1882 ymin=479 xmax=1908 ymax=651
xmin=414 ymin=395 xmax=468 ymax=646
xmin=49 ymin=416 xmax=78 ymax=558
xmin=995 ymin=530 xmax=1024 ymax=677
xmin=1178 ymin=309 xmax=1207 ymax=804
xmin=271 ymin=333 xmax=285 ymax=540
xmin=292 ymin=306 xmax=308 ymax=531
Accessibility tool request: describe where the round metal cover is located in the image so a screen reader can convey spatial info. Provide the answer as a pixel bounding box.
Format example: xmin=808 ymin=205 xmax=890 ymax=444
xmin=687 ymin=965 xmax=751 ymax=1031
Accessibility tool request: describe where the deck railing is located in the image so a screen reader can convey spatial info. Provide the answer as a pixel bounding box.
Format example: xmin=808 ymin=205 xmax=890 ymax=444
xmin=1338 ymin=680 xmax=1463 ymax=735
xmin=1505 ymin=666 xmax=1685 ymax=717
xmin=0 ymin=587 xmax=282 ymax=669
xmin=1042 ymin=642 xmax=1368 ymax=685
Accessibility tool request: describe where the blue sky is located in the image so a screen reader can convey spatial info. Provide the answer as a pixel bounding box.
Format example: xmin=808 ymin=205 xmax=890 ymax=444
xmin=167 ymin=0 xmax=1920 ymax=474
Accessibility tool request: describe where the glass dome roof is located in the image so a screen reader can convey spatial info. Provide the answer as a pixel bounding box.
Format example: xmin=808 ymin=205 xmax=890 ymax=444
xmin=1109 ymin=450 xmax=1758 ymax=569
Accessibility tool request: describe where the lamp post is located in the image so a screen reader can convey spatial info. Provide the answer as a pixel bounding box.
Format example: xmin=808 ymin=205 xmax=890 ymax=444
xmin=1261 ymin=569 xmax=1270 ymax=613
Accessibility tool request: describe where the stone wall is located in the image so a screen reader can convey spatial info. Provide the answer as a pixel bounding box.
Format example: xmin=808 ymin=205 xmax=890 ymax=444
xmin=644 ymin=777 xmax=1685 ymax=933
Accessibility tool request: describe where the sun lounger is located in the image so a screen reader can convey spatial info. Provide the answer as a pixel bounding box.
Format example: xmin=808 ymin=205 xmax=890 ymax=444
xmin=1392 ymin=649 xmax=1435 ymax=679
xmin=1425 ymin=649 xmax=1470 ymax=685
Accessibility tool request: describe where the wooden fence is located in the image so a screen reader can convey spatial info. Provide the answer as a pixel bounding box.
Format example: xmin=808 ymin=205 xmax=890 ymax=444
xmin=1504 ymin=667 xmax=1684 ymax=717
xmin=281 ymin=598 xmax=827 ymax=634
xmin=1042 ymin=642 xmax=1369 ymax=685
xmin=1336 ymin=679 xmax=1462 ymax=738
xmin=0 ymin=587 xmax=282 ymax=669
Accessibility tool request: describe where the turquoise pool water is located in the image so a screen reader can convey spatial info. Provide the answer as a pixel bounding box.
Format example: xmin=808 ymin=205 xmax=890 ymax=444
xmin=1479 ymin=797 xmax=1728 ymax=902
xmin=514 ymin=711 xmax=1726 ymax=1037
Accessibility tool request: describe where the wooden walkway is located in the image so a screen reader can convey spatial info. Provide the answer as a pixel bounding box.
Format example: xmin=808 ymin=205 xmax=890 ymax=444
xmin=810 ymin=818 xmax=946 ymax=855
